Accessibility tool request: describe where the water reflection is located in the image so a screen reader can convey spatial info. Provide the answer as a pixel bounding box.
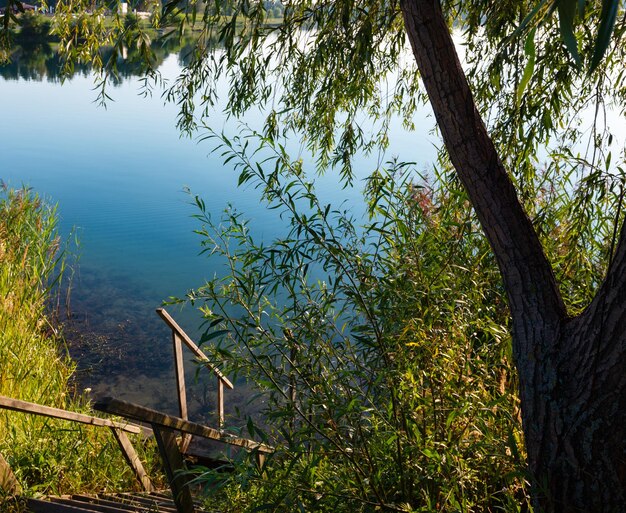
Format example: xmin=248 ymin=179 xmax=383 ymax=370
xmin=1 ymin=17 xmax=200 ymax=82
xmin=61 ymin=265 xmax=222 ymax=421
xmin=58 ymin=263 xmax=263 ymax=436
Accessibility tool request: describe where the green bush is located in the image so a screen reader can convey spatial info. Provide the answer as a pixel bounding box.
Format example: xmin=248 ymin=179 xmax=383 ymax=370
xmin=15 ymin=13 xmax=54 ymax=46
xmin=181 ymin=134 xmax=531 ymax=512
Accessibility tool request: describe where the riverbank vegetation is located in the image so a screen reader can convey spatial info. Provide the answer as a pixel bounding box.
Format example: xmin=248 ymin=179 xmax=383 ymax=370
xmin=0 ymin=186 xmax=161 ymax=505
xmin=183 ymin=146 xmax=529 ymax=511
xmin=0 ymin=8 xmax=283 ymax=81
xmin=3 ymin=0 xmax=626 ymax=509
xmin=140 ymin=0 xmax=625 ymax=508
xmin=183 ymin=123 xmax=615 ymax=511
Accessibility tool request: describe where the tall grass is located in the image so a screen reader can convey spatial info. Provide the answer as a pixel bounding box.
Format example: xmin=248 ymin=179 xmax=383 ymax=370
xmin=0 ymin=186 xmax=161 ymax=502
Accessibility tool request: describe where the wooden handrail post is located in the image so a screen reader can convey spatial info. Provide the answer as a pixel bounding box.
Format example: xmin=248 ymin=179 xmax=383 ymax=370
xmin=217 ymin=378 xmax=224 ymax=428
xmin=157 ymin=308 xmax=234 ymax=432
xmin=172 ymin=331 xmax=188 ymax=423
xmin=172 ymin=330 xmax=191 ymax=452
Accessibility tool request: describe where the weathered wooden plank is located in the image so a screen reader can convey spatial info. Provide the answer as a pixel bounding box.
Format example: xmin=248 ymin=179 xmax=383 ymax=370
xmin=26 ymin=497 xmax=101 ymax=513
xmin=156 ymin=308 xmax=234 ymax=389
xmin=26 ymin=493 xmax=184 ymax=513
xmin=0 ymin=451 xmax=21 ymax=494
xmin=144 ymin=491 xmax=172 ymax=499
xmin=255 ymin=452 xmax=266 ymax=472
xmin=49 ymin=496 xmax=131 ymax=513
xmin=95 ymin=398 xmax=272 ymax=454
xmin=69 ymin=495 xmax=149 ymax=512
xmin=101 ymin=493 xmax=178 ymax=513
xmin=172 ymin=333 xmax=188 ymax=422
xmin=0 ymin=396 xmax=141 ymax=434
xmin=110 ymin=427 xmax=154 ymax=493
xmin=59 ymin=494 xmax=141 ymax=513
xmin=152 ymin=426 xmax=195 ymax=513
xmin=172 ymin=332 xmax=192 ymax=453
xmin=75 ymin=493 xmax=179 ymax=513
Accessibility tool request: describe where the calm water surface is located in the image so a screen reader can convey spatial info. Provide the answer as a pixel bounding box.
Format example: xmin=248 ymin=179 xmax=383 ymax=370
xmin=1 ymin=51 xmax=437 ymax=423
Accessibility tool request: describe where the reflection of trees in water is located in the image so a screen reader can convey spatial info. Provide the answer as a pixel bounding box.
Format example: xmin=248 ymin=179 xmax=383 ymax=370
xmin=0 ymin=31 xmax=201 ymax=82
xmin=1 ymin=47 xmax=91 ymax=82
xmin=1 ymin=11 xmax=224 ymax=82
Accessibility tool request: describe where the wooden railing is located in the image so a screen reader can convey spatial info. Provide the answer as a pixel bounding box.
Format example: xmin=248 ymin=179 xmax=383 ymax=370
xmin=94 ymin=397 xmax=273 ymax=513
xmin=1 ymin=310 xmax=267 ymax=513
xmin=156 ymin=308 xmax=234 ymax=432
xmin=0 ymin=395 xmax=153 ymax=493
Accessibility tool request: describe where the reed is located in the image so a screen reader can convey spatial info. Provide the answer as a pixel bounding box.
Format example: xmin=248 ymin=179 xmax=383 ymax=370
xmin=0 ymin=186 xmax=161 ymax=503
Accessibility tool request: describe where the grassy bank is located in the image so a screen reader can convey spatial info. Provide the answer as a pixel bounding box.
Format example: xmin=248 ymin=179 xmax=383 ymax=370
xmin=0 ymin=186 xmax=161 ymax=504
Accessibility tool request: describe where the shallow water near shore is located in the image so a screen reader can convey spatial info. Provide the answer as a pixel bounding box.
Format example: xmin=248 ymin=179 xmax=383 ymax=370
xmin=1 ymin=49 xmax=436 ymax=425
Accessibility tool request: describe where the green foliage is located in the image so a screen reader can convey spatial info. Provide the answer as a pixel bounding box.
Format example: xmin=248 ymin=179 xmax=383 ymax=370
xmin=0 ymin=186 xmax=162 ymax=501
xmin=180 ymin=112 xmax=617 ymax=510
xmin=0 ymin=186 xmax=71 ymax=405
xmin=463 ymin=4 xmax=626 ymax=309
xmin=4 ymin=3 xmax=623 ymax=218
xmin=177 ymin=134 xmax=530 ymax=511
xmin=525 ymin=0 xmax=622 ymax=71
xmin=37 ymin=1 xmax=623 ymax=181
xmin=1 ymin=0 xmax=624 ymax=508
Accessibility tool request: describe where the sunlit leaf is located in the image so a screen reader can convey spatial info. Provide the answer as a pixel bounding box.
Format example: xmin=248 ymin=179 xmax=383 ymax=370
xmin=516 ymin=28 xmax=537 ymax=102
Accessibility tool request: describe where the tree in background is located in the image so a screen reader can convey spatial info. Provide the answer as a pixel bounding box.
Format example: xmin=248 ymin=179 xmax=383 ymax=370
xmin=6 ymin=0 xmax=626 ymax=510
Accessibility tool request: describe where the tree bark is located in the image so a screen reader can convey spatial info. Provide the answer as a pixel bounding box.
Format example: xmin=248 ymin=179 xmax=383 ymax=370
xmin=399 ymin=1 xmax=626 ymax=511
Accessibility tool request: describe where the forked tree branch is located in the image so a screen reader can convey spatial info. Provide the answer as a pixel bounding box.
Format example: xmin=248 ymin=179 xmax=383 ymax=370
xmin=400 ymin=0 xmax=567 ymax=329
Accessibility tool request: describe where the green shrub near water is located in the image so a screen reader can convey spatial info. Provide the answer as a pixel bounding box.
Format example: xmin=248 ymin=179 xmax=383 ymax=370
xmin=0 ymin=186 xmax=161 ymax=504
xmin=176 ymin=134 xmax=530 ymax=512
xmin=184 ymin=135 xmax=613 ymax=512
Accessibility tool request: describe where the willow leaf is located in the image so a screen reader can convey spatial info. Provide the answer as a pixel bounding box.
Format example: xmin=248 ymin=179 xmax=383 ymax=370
xmin=517 ymin=28 xmax=537 ymax=102
xmin=558 ymin=0 xmax=581 ymax=67
xmin=589 ymin=0 xmax=619 ymax=72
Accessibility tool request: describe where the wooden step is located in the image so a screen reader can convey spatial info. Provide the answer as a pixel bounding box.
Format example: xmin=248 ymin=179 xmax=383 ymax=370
xmin=52 ymin=497 xmax=127 ymax=513
xmin=93 ymin=494 xmax=178 ymax=512
xmin=70 ymin=495 xmax=151 ymax=512
xmin=25 ymin=492 xmax=196 ymax=513
xmin=27 ymin=498 xmax=101 ymax=513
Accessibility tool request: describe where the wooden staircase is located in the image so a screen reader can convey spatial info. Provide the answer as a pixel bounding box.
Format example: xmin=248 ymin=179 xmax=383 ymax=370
xmin=25 ymin=491 xmax=197 ymax=512
xmin=0 ymin=308 xmax=272 ymax=513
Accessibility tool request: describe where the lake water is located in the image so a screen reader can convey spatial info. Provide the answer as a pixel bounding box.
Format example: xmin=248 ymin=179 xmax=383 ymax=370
xmin=1 ymin=49 xmax=437 ymax=424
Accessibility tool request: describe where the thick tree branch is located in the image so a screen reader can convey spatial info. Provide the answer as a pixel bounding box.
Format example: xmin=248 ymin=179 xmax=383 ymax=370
xmin=591 ymin=216 xmax=626 ymax=313
xmin=400 ymin=0 xmax=567 ymax=328
xmin=575 ymin=218 xmax=626 ymax=376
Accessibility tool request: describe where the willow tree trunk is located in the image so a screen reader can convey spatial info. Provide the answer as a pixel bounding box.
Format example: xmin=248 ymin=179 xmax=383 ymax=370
xmin=400 ymin=1 xmax=626 ymax=511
